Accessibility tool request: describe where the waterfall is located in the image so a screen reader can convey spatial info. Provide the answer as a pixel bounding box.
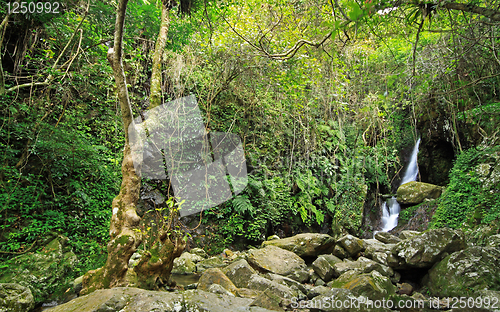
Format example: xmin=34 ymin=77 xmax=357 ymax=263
xmin=379 ymin=137 xmax=420 ymax=232
xmin=400 ymin=137 xmax=421 ymax=185
xmin=381 ymin=197 xmax=401 ymax=232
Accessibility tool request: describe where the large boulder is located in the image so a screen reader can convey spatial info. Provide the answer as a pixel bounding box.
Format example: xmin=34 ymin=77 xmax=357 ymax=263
xmin=390 ymin=228 xmax=465 ymax=269
xmin=197 ymin=268 xmax=238 ymax=295
xmin=248 ymin=245 xmax=306 ymax=276
xmin=330 ymin=270 xmax=395 ymax=301
xmin=396 ymin=181 xmax=442 ymax=205
xmin=337 ymin=234 xmax=365 ymax=257
xmin=0 ymin=283 xmax=35 ymax=312
xmin=311 ymin=254 xmax=342 ymax=282
xmin=423 ymin=246 xmax=500 ymax=297
xmin=261 ymin=233 xmax=335 ymax=257
xmin=47 ymin=287 xmax=275 ymax=312
xmin=0 ymin=235 xmax=77 ymax=304
xmin=222 ymin=259 xmax=256 ymax=288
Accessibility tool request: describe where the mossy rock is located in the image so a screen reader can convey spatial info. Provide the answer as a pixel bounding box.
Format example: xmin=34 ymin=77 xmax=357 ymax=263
xmin=396 ymin=181 xmax=442 ymax=205
xmin=423 ymin=246 xmax=500 ymax=297
xmin=0 ymin=283 xmax=35 ymax=312
xmin=0 ymin=236 xmax=77 ymax=304
xmin=391 ymin=227 xmax=465 ymax=269
xmin=330 ymin=270 xmax=396 ymax=301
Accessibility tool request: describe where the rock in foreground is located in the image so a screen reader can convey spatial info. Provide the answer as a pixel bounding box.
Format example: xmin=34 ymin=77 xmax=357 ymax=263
xmin=0 ymin=283 xmax=35 ymax=312
xmin=47 ymin=287 xmax=275 ymax=312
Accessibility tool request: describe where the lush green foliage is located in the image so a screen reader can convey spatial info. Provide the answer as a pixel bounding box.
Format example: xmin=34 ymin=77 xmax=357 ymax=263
xmin=1 ymin=0 xmax=500 ymax=274
xmin=431 ymin=144 xmax=500 ymax=230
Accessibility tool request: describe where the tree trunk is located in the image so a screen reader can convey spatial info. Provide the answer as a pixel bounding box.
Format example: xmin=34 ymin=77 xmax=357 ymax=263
xmin=81 ymin=0 xmax=185 ymax=294
xmin=81 ymin=0 xmax=142 ymax=294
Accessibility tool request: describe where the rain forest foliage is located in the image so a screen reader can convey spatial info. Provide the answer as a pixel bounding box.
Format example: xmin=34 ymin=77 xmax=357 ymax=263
xmin=1 ymin=0 xmax=499 ymax=274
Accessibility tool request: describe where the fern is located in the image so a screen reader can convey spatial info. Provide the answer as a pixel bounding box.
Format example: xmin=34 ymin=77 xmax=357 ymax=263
xmin=232 ymin=195 xmax=255 ymax=216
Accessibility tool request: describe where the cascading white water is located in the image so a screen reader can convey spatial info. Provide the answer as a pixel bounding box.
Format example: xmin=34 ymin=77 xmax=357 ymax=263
xmin=381 ymin=197 xmax=401 ymax=232
xmin=400 ymin=138 xmax=421 ymax=185
xmin=379 ymin=137 xmax=420 ymax=232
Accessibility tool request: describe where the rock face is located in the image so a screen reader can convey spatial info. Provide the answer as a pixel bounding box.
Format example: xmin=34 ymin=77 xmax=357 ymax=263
xmin=248 ymin=245 xmax=306 ymax=275
xmin=390 ymin=228 xmax=465 ymax=268
xmin=261 ymin=233 xmax=335 ymax=257
xmin=47 ymin=287 xmax=275 ymax=312
xmin=0 ymin=235 xmax=77 ymax=304
xmin=396 ymin=181 xmax=443 ymax=204
xmin=423 ymin=246 xmax=500 ymax=297
xmin=0 ymin=283 xmax=35 ymax=312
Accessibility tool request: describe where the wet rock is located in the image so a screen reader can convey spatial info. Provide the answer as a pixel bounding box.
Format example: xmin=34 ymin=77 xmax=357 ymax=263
xmin=261 ymin=233 xmax=335 ymax=257
xmin=0 ymin=283 xmax=35 ymax=312
xmin=222 ymin=259 xmax=256 ymax=288
xmin=337 ymin=234 xmax=365 ymax=257
xmin=396 ymin=181 xmax=443 ymax=205
xmin=374 ymin=232 xmax=401 ymax=244
xmin=391 ymin=228 xmax=465 ymax=269
xmin=197 ymin=268 xmax=238 ymax=295
xmin=423 ymin=246 xmax=500 ymax=297
xmin=399 ymin=230 xmax=422 ymax=240
xmin=248 ymin=245 xmax=306 ymax=275
xmin=311 ymin=254 xmax=342 ymax=282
